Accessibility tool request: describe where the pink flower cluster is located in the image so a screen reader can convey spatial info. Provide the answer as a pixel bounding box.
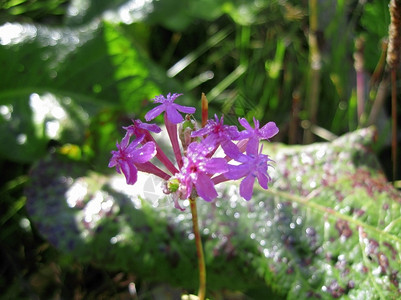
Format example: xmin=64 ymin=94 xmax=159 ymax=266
xmin=109 ymin=93 xmax=278 ymax=210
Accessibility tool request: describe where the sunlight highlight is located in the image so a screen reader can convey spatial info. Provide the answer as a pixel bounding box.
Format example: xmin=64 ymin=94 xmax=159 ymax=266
xmin=29 ymin=93 xmax=67 ymax=139
xmin=0 ymin=23 xmax=37 ymax=45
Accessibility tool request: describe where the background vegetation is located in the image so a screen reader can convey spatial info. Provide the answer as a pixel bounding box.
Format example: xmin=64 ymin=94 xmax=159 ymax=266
xmin=0 ymin=0 xmax=399 ymax=298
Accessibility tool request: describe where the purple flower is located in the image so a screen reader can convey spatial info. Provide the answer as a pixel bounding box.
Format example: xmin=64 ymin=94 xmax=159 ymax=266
xmin=124 ymin=119 xmax=178 ymax=174
xmin=108 ymin=135 xmax=157 ymax=185
xmin=108 ymin=90 xmax=279 ymax=209
xmin=124 ymin=119 xmax=161 ymax=138
xmin=191 ymin=114 xmax=240 ymax=156
xmin=225 ymin=144 xmax=272 ymax=200
xmin=145 ymin=93 xmax=196 ymax=124
xmin=176 ymin=142 xmax=228 ymax=202
xmin=238 ymin=117 xmax=279 ymax=153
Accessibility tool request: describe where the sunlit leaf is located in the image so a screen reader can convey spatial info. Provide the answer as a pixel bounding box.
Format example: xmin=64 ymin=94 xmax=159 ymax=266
xmin=26 ymin=127 xmax=401 ymax=297
xmin=0 ymin=21 xmax=165 ymax=162
xmin=65 ymin=0 xmax=153 ymax=26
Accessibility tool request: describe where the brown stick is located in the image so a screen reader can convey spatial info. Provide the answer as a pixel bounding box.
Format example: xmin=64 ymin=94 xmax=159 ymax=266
xmin=387 ymin=0 xmax=401 ymax=68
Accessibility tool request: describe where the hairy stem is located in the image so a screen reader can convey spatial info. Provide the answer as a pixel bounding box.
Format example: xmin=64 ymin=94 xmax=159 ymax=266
xmin=189 ymin=197 xmax=206 ymax=300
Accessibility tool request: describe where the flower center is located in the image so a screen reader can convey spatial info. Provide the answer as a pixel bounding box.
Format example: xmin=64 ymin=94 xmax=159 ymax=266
xmin=213 ymin=124 xmax=222 ymax=133
xmin=189 ymin=164 xmax=198 ymax=173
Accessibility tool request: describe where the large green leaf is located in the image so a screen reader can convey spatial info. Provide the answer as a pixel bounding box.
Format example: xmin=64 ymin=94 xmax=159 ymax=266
xmin=65 ymin=0 xmax=153 ymax=26
xmin=66 ymin=0 xmax=222 ymax=30
xmin=65 ymin=0 xmax=273 ymax=31
xmin=25 ymin=127 xmax=401 ymax=298
xmin=0 ymin=20 xmax=167 ymax=162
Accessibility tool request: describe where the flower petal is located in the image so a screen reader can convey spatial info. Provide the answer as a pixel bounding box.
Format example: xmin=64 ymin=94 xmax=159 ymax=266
xmin=225 ymin=125 xmax=241 ymax=139
xmin=132 ymin=142 xmax=156 ymax=163
xmin=204 ymin=157 xmax=228 ymax=174
xmin=226 ymin=163 xmax=251 ymax=180
xmin=191 ymin=126 xmax=210 ymax=137
xmin=260 ymin=122 xmax=279 ymax=139
xmin=245 ymin=137 xmax=259 ymax=156
xmin=145 ymin=104 xmax=166 ymax=121
xmin=120 ymin=160 xmax=138 ymax=185
xmin=120 ymin=131 xmax=132 ymax=149
xmin=135 ymin=120 xmax=162 ymax=133
xmin=221 ymin=140 xmax=243 ymax=160
xmin=125 ymin=135 xmax=145 ymax=153
xmin=166 ymin=104 xmax=184 ymax=124
xmin=238 ymin=117 xmax=253 ymax=131
xmin=195 ymin=173 xmax=218 ymax=202
xmin=167 ymin=93 xmax=183 ymax=102
xmin=172 ymin=194 xmax=185 ymax=211
xmin=252 ymin=117 xmax=260 ymax=130
xmin=256 ymin=154 xmax=268 ymax=174
xmin=173 ymin=103 xmax=196 ymax=114
xmin=108 ymin=156 xmax=117 ymax=168
xmin=256 ymin=171 xmax=268 ymax=189
xmin=239 ymin=174 xmax=255 ymax=200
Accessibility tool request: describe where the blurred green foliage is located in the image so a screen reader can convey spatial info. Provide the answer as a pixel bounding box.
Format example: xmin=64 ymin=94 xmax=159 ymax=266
xmin=0 ymin=0 xmax=399 ymax=298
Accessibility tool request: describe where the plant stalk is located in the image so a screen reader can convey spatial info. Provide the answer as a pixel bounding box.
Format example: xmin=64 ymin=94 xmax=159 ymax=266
xmin=354 ymin=37 xmax=366 ymax=126
xmin=189 ymin=197 xmax=206 ymax=300
xmin=305 ymin=0 xmax=321 ymax=144
xmin=387 ymin=0 xmax=401 ymax=183
xmin=391 ymin=69 xmax=398 ymax=182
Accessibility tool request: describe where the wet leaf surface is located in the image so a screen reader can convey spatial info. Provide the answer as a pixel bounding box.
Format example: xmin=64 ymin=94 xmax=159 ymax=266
xmin=26 ymin=127 xmax=401 ymax=297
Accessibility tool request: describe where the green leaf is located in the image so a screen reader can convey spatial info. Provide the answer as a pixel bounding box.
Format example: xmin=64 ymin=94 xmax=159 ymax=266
xmin=222 ymin=1 xmax=267 ymax=26
xmin=0 ymin=21 xmax=165 ymax=162
xmin=0 ymin=0 xmax=68 ymax=21
xmin=65 ymin=0 xmax=271 ymax=31
xmin=25 ymin=127 xmax=401 ymax=297
xmin=65 ymin=0 xmax=154 ymax=26
xmin=65 ymin=0 xmax=222 ymax=31
xmin=360 ymin=1 xmax=391 ymax=72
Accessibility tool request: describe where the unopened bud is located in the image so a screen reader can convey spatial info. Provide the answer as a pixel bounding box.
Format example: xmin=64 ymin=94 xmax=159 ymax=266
xmin=167 ymin=177 xmax=180 ymax=193
xmin=179 ymin=115 xmax=198 ymax=150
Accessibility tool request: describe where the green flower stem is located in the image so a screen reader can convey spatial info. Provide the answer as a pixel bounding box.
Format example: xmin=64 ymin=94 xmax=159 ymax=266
xmin=189 ymin=197 xmax=206 ymax=300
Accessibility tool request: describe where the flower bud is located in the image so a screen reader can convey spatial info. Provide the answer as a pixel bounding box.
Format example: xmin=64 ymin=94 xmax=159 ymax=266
xmin=179 ymin=115 xmax=198 ymax=151
xmin=167 ymin=177 xmax=180 ymax=193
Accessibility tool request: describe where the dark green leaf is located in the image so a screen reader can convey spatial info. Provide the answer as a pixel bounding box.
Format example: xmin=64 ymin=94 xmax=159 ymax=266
xmin=360 ymin=1 xmax=390 ymax=72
